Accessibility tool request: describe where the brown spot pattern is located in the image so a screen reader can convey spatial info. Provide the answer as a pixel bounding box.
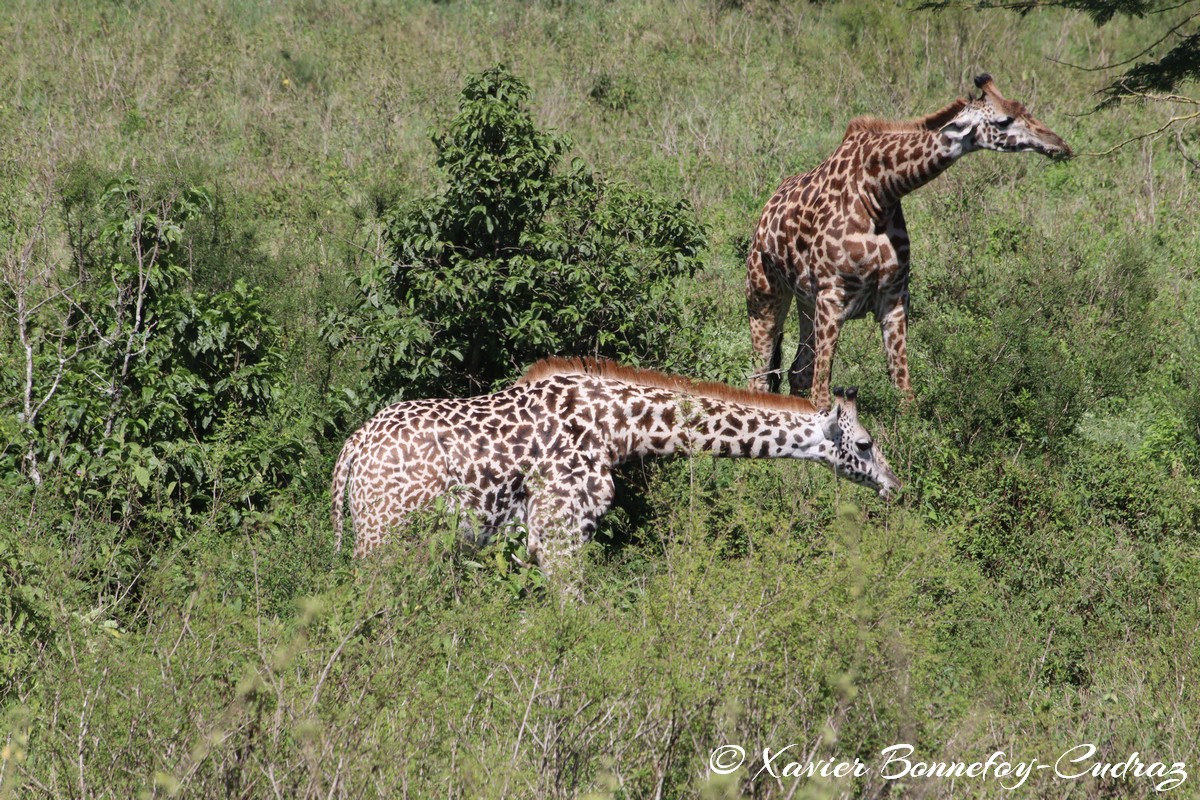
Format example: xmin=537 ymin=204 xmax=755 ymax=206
xmin=746 ymin=75 xmax=1070 ymax=410
xmin=331 ymin=358 xmax=901 ymax=588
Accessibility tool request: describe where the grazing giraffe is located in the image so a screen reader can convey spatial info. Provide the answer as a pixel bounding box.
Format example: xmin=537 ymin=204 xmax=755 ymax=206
xmin=331 ymin=357 xmax=900 ymax=584
xmin=747 ymin=74 xmax=1071 ymax=410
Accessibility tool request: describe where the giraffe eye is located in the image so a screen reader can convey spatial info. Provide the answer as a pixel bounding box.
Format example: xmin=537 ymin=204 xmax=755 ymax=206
xmin=996 ymin=116 xmax=1014 ymax=128
xmin=856 ymin=439 xmax=872 ymax=452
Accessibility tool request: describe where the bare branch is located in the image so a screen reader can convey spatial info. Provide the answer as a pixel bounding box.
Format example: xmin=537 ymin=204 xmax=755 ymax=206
xmin=1046 ymin=11 xmax=1200 ymax=72
xmin=1104 ymin=88 xmax=1200 ymax=104
xmin=1150 ymin=0 xmax=1197 ymax=14
xmin=1079 ymin=108 xmax=1200 ymax=156
xmin=1174 ymin=127 xmax=1200 ymax=169
xmin=3 ymin=191 xmax=65 ymax=485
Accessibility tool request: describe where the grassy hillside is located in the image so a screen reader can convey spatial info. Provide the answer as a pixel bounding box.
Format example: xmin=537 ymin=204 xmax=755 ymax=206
xmin=2 ymin=0 xmax=1198 ymax=797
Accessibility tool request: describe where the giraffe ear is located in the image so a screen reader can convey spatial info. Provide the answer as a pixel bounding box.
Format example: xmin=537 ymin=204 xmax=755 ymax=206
xmin=940 ymin=120 xmax=974 ymax=140
xmin=822 ymin=405 xmax=841 ymax=442
xmin=940 ymin=120 xmax=976 ymax=151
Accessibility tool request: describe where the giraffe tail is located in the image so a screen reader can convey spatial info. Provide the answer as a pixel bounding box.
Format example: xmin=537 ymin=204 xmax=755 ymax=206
xmin=330 ymin=433 xmax=359 ymax=553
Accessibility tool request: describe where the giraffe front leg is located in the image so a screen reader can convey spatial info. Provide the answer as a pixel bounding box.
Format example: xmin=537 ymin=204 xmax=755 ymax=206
xmin=787 ymin=301 xmax=816 ymax=396
xmin=809 ymin=296 xmax=843 ymax=412
xmin=746 ymin=250 xmax=793 ymax=393
xmin=879 ymin=294 xmax=915 ymax=408
xmin=524 ymin=464 xmax=614 ymax=598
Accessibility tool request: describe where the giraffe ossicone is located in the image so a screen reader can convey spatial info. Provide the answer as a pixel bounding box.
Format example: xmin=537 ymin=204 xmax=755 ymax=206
xmin=747 ymin=73 xmax=1071 ymax=411
xmin=331 ymin=357 xmax=900 ymax=583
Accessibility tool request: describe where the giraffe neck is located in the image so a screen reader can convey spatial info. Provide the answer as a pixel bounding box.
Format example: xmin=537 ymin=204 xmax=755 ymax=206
xmin=849 ymin=129 xmax=962 ymax=213
xmin=611 ymin=392 xmax=831 ymax=464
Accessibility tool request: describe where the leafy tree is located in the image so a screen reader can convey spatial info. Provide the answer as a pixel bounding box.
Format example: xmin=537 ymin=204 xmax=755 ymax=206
xmin=0 ymin=171 xmax=306 ymax=528
xmin=325 ymin=65 xmax=707 ymax=405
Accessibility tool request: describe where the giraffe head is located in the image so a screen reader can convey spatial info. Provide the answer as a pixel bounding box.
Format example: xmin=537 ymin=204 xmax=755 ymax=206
xmin=821 ymin=387 xmax=901 ymax=500
xmin=939 ymin=74 xmax=1071 ymax=161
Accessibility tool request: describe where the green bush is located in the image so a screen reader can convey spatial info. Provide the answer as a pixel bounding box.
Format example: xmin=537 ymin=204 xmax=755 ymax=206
xmin=913 ymin=206 xmax=1161 ymax=457
xmin=324 ymin=65 xmax=707 ymax=405
xmin=1 ymin=171 xmax=308 ymax=529
xmin=0 ymin=529 xmax=56 ymax=700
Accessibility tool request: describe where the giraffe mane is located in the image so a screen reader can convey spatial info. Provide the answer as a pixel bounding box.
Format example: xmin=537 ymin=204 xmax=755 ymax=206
xmin=845 ymin=98 xmax=969 ymax=136
xmin=518 ymin=357 xmax=819 ymax=414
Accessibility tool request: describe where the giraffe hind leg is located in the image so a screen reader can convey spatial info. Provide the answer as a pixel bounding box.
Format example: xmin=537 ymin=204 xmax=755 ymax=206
xmin=747 ymin=250 xmax=793 ymax=394
xmin=788 ymin=301 xmax=816 ymax=396
xmin=766 ymin=332 xmax=784 ymax=393
xmin=349 ymin=432 xmax=449 ymax=557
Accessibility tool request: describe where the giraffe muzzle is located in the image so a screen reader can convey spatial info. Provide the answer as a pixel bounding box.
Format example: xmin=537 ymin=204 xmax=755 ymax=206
xmin=1038 ymin=131 xmax=1073 ymax=161
xmin=877 ymin=473 xmax=901 ymax=501
xmin=1045 ymin=144 xmax=1073 ymax=161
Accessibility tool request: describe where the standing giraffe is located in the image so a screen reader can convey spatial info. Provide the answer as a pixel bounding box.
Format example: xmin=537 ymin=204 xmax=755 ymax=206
xmin=332 ymin=357 xmax=899 ymax=584
xmin=747 ymin=74 xmax=1071 ymax=410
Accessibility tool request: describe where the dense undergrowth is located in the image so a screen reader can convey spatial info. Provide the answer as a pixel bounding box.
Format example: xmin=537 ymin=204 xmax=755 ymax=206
xmin=2 ymin=0 xmax=1199 ymax=797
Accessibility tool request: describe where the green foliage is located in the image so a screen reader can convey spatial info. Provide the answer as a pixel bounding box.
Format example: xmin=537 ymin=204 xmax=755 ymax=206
xmin=2 ymin=170 xmax=308 ymax=528
xmin=325 ymin=65 xmax=706 ymax=404
xmin=913 ymin=203 xmax=1162 ymax=456
xmin=588 ymin=71 xmax=639 ymax=112
xmin=0 ymin=531 xmax=55 ymax=699
xmin=917 ymin=303 xmax=1089 ymax=453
